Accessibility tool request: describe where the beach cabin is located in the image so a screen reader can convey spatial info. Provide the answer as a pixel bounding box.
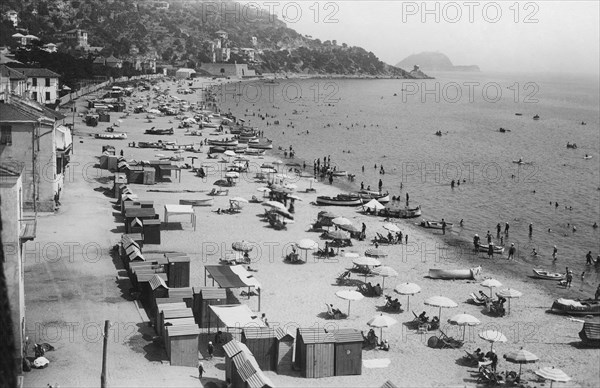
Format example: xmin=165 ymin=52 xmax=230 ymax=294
xmin=160 ymin=307 xmax=194 ymax=340
xmin=165 ymin=324 xmax=200 ymax=367
xmin=192 ymin=287 xmax=227 ymax=327
xmin=579 ymin=318 xmax=600 ymax=347
xmin=331 ymin=328 xmax=363 ymax=376
xmin=274 ymin=327 xmax=295 ymax=374
xmin=223 ymin=340 xmax=275 ymax=388
xmin=113 ymin=173 xmax=127 ymax=197
xmin=241 ymin=327 xmax=277 ymax=371
xmin=149 ymin=274 xmax=169 ymax=314
xmin=154 ymin=301 xmax=187 ymax=330
xmin=136 ymin=272 xmax=167 ymax=308
xmin=295 ymin=328 xmax=335 ymax=378
xmin=167 ymin=254 xmax=190 ymax=287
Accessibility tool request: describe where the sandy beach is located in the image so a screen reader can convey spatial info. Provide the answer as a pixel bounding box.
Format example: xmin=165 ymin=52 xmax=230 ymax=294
xmin=22 ymin=76 xmax=598 ymax=388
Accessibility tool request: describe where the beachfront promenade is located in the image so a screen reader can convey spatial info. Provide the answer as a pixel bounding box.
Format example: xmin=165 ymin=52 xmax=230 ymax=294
xmin=22 ymin=78 xmax=597 ymax=387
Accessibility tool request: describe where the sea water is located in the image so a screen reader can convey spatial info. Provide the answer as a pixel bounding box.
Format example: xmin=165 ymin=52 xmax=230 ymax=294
xmin=215 ymin=71 xmax=600 ymax=293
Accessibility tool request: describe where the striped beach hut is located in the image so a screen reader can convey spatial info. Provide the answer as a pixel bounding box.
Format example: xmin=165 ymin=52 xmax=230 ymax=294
xmin=223 ymin=340 xmax=275 ymax=388
xmin=274 ymin=327 xmax=295 ymax=374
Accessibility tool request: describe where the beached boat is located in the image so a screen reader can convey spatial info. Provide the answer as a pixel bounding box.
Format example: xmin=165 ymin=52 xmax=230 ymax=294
xmin=179 ymin=198 xmax=214 ymax=207
xmin=512 ymin=160 xmax=532 ymax=165
xmin=145 ymin=128 xmax=174 ymax=135
xmin=95 ymin=133 xmax=127 ymax=139
xmin=428 ymin=266 xmax=482 ymax=280
xmin=331 ymin=170 xmax=348 ymax=177
xmin=551 ymin=298 xmax=600 ymax=316
xmin=207 ymin=139 xmax=238 ymax=146
xmin=163 ymin=144 xmax=195 ymax=151
xmin=351 ymin=190 xmax=390 ymax=204
xmin=477 ymin=244 xmax=505 ymax=254
xmin=244 ymin=149 xmax=265 ymax=156
xmin=420 ymin=220 xmax=454 ymax=229
xmin=248 ymin=140 xmax=273 ymax=150
xmin=316 ymin=194 xmax=362 ymax=206
xmin=532 ymin=269 xmax=565 ymax=280
xmin=378 ymin=206 xmax=422 ymax=219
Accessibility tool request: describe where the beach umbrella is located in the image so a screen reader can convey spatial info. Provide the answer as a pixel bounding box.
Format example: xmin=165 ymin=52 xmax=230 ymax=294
xmin=365 ymin=248 xmax=387 ymax=258
xmin=535 ymin=367 xmax=571 ymax=388
xmin=503 ymin=347 xmax=539 ymax=377
xmin=274 ymin=173 xmax=289 ymax=180
xmin=394 ymin=282 xmax=421 ymax=310
xmin=363 ymin=199 xmax=385 ymax=211
xmin=339 ymin=224 xmax=359 ymax=233
xmin=481 ymin=278 xmax=503 ymax=297
xmin=283 ymin=183 xmax=298 ymax=190
xmin=335 ymin=290 xmax=364 ymax=316
xmin=224 ymin=150 xmax=236 ymax=157
xmin=353 ymin=257 xmax=381 ymax=267
xmin=328 ymin=230 xmax=349 ymax=240
xmin=367 ymin=313 xmax=398 ymax=341
xmin=383 ymin=223 xmax=400 ymax=233
xmin=225 ymin=171 xmax=239 ymax=178
xmin=272 ymin=207 xmax=293 ymax=220
xmin=478 ymin=330 xmax=507 ymax=352
xmin=12 ymin=33 xmax=25 ymax=38
xmin=496 ymin=288 xmax=522 ymax=314
xmin=232 ymin=241 xmax=253 ymax=252
xmin=332 ymin=217 xmax=352 ymax=226
xmin=262 ymin=201 xmax=286 ymax=210
xmin=371 ymin=266 xmax=398 ymax=290
xmin=319 ymin=211 xmax=338 ymax=219
xmin=213 ymin=179 xmax=230 ymax=186
xmin=295 ymin=238 xmax=317 ymax=261
xmin=448 ymin=313 xmax=481 ymax=340
xmin=288 ymin=194 xmax=302 ymax=201
xmin=424 ymin=296 xmax=458 ymax=323
xmin=261 ymin=167 xmax=277 ymax=174
xmin=230 ymin=197 xmax=248 ymax=203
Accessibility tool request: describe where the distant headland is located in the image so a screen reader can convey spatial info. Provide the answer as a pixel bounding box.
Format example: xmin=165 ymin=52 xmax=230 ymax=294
xmin=396 ymin=52 xmax=480 ymax=72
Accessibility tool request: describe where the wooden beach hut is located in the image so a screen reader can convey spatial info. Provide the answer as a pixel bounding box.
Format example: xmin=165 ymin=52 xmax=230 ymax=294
xmin=331 ymin=328 xmax=363 ymax=376
xmin=295 ymin=328 xmax=335 ymax=378
xmin=579 ymin=318 xmax=600 ymax=347
xmin=165 ymin=324 xmax=200 ymax=367
xmin=274 ymin=327 xmax=295 ymax=374
xmin=136 ymin=272 xmax=167 ymax=308
xmin=167 ymin=254 xmax=190 ymax=287
xmin=223 ymin=340 xmax=275 ymax=388
xmin=155 ymin=301 xmax=187 ymax=333
xmin=241 ymin=327 xmax=277 ymax=371
xmin=192 ymin=287 xmax=227 ymax=327
xmin=160 ymin=307 xmax=194 ymax=340
xmin=148 ymin=274 xmax=169 ymax=316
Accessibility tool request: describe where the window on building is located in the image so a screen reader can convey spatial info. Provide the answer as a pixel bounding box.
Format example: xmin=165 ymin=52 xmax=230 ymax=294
xmin=32 ymin=91 xmax=38 ymax=101
xmin=45 ymin=92 xmax=51 ymax=101
xmin=45 ymin=78 xmax=51 ymax=87
xmin=32 ymin=78 xmax=37 ymax=87
xmin=0 ymin=125 xmax=12 ymax=145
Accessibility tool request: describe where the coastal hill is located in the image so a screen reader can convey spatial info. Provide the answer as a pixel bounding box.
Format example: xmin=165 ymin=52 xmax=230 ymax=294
xmin=0 ymin=0 xmax=431 ymax=78
xmin=396 ymin=52 xmax=480 ymax=72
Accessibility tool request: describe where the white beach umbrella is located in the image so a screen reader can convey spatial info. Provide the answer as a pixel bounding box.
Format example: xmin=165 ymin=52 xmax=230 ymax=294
xmin=481 ymin=278 xmax=503 ymax=297
xmin=503 ymin=347 xmax=539 ymax=377
xmin=297 ymin=238 xmax=318 ymax=250
xmin=479 ymin=330 xmax=508 ymax=351
xmin=535 ymin=367 xmax=571 ymax=388
xmin=367 ymin=313 xmax=398 ymax=341
xmin=394 ymin=282 xmax=421 ymax=310
xmin=230 ymin=197 xmax=248 ymax=203
xmin=424 ymin=296 xmax=458 ymax=323
xmin=262 ymin=201 xmax=286 ymax=210
xmin=224 ymin=150 xmax=236 ymax=157
xmin=335 ymin=290 xmax=364 ymax=316
xmin=496 ymin=288 xmax=523 ymax=314
xmin=332 ymin=217 xmax=352 ymax=226
xmin=448 ymin=313 xmax=481 ymax=340
xmin=365 ymin=248 xmax=387 ymax=258
xmin=383 ymin=223 xmax=400 ymax=233
xmin=371 ymin=266 xmax=398 ymax=290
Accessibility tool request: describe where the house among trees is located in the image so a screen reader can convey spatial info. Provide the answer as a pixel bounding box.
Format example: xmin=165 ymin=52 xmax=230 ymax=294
xmin=4 ymin=10 xmax=18 ymax=26
xmin=64 ymin=28 xmax=89 ymax=50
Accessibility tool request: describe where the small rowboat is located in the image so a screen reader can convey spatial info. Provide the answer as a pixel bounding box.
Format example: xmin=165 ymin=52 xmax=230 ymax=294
xmin=331 ymin=170 xmax=347 ymax=177
xmin=532 ymin=269 xmax=565 ymax=280
xmin=378 ymin=206 xmax=422 ymax=219
xmin=145 ymin=128 xmax=174 ymax=135
xmin=95 ymin=133 xmax=127 ymax=139
xmin=179 ymin=198 xmax=214 ymax=207
xmin=316 ymin=195 xmax=362 ymax=206
xmin=208 ymin=139 xmax=238 ymax=146
xmin=420 ymin=220 xmax=453 ymax=229
xmin=551 ymin=298 xmax=600 ymax=316
xmin=352 ymin=191 xmax=390 ymax=204
xmin=428 ymin=266 xmax=482 ymax=280
xmin=248 ymin=140 xmax=273 ymax=150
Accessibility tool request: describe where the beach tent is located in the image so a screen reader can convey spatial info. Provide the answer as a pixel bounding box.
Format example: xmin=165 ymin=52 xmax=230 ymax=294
xmin=204 ymin=265 xmax=262 ymax=309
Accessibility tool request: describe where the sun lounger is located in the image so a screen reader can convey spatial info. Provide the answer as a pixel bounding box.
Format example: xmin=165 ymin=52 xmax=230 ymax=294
xmin=325 ymin=303 xmax=346 ymax=320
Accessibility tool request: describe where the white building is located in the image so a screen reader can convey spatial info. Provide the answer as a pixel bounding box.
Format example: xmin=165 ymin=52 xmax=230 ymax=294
xmin=17 ymin=68 xmax=61 ymax=105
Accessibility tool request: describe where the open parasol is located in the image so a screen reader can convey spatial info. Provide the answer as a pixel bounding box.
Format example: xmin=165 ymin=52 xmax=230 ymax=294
xmin=383 ymin=223 xmax=400 ymax=233
xmin=503 ymin=347 xmax=539 ymax=377
xmin=424 ymin=296 xmax=458 ymax=323
xmin=448 ymin=313 xmax=481 ymax=340
xmin=535 ymin=367 xmax=571 ymax=388
xmin=496 ymin=288 xmax=522 ymax=314
xmin=481 ymin=278 xmax=503 ymax=297
xmin=296 ymin=238 xmax=318 ymax=261
xmin=232 ymin=241 xmax=253 ymax=252
xmin=335 ymin=290 xmax=364 ymax=316
xmin=332 ymin=217 xmax=352 ymax=226
xmin=478 ymin=330 xmax=507 ymax=351
xmin=367 ymin=313 xmax=397 ymax=341
xmin=262 ymin=201 xmax=286 ymax=210
xmin=370 ymin=266 xmax=398 ymax=290
xmin=394 ymin=282 xmax=421 ymax=310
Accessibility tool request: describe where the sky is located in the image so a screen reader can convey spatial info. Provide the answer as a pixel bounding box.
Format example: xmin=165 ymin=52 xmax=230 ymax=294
xmin=240 ymin=0 xmax=600 ymax=75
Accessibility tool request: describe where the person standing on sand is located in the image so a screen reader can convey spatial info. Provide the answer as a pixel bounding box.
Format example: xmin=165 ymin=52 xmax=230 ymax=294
xmin=441 ymin=219 xmax=447 ymax=235
xmin=207 ymin=341 xmax=214 ymax=359
xmin=405 ymin=234 xmax=408 ymax=244
xmin=496 ymin=223 xmax=501 ymax=236
xmin=595 ymin=284 xmax=600 ymax=300
xmin=488 ymin=243 xmax=494 ymax=259
xmin=378 ymin=179 xmax=383 ymax=192
xmin=198 ymin=361 xmax=205 ymax=379
xmin=566 ymin=268 xmax=573 ymax=288
xmin=508 ymin=243 xmax=516 ymax=260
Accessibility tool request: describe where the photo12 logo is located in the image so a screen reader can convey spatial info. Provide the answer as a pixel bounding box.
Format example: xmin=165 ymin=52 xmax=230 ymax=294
xmin=400 ymin=81 xmax=540 ymax=104
xmin=211 ymin=81 xmax=340 ymax=105
xmin=401 ymin=1 xmax=540 ymax=24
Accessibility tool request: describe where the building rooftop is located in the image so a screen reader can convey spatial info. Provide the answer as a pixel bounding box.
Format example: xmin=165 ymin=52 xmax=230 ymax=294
xmin=0 ymin=64 xmax=26 ymax=79
xmin=15 ymin=67 xmax=61 ymax=78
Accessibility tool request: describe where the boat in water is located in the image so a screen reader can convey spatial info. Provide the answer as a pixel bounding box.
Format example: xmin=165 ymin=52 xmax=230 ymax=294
xmin=551 ymin=298 xmax=600 ymax=316
xmin=532 ymin=269 xmax=565 ymax=280
xmin=478 ymin=244 xmax=505 ymax=254
xmin=248 ymin=140 xmax=273 ymax=150
xmin=428 ymin=266 xmax=482 ymax=280
xmin=378 ymin=206 xmax=422 ymax=219
xmin=420 ymin=220 xmax=454 ymax=229
xmin=352 ymin=190 xmax=390 ymax=204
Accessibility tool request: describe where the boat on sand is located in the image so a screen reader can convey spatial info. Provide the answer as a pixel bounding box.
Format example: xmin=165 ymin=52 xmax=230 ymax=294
xmin=532 ymin=269 xmax=565 ymax=280
xmin=551 ymin=298 xmax=600 ymax=316
xmin=428 ymin=266 xmax=482 ymax=280
xmin=478 ymin=244 xmax=505 ymax=254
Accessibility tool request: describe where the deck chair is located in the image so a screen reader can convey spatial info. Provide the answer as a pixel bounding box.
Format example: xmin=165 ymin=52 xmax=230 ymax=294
xmin=477 ymin=365 xmax=501 ymax=385
xmin=438 ymin=329 xmax=463 ymax=349
xmin=470 ymin=292 xmax=487 ymax=305
xmin=336 ymin=270 xmax=351 ymax=285
xmin=325 ymin=303 xmax=345 ymax=320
